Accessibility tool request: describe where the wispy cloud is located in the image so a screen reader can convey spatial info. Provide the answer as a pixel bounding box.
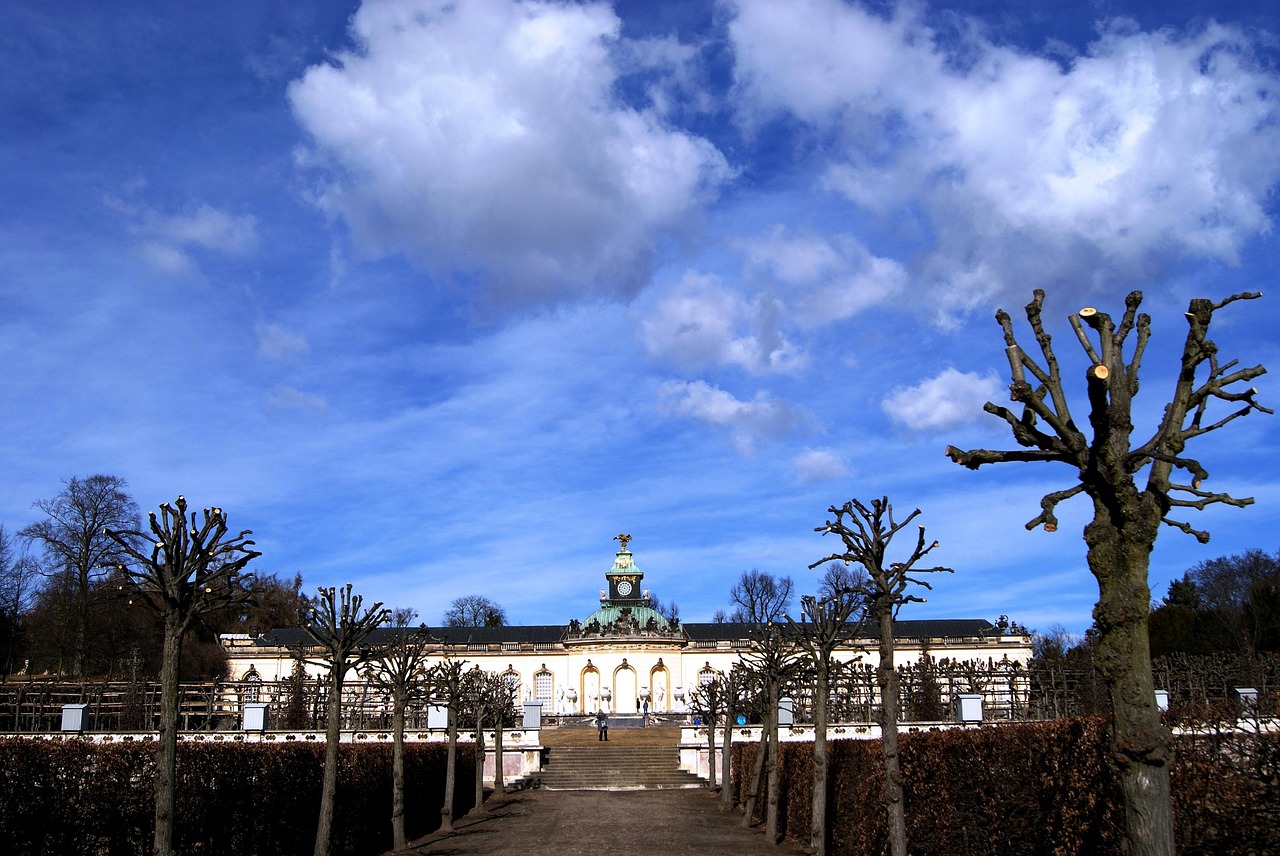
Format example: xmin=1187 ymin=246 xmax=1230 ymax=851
xmin=659 ymin=379 xmax=806 ymax=453
xmin=118 ymin=201 xmax=258 ymax=277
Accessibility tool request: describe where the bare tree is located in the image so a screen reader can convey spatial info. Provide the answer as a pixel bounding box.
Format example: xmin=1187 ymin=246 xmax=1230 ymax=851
xmin=738 ymin=621 xmax=803 ymax=843
xmin=688 ymin=674 xmax=729 ymax=791
xmin=946 ymin=289 xmax=1269 ymax=856
xmin=787 ymin=583 xmax=866 ymax=856
xmin=811 ymin=497 xmax=951 ymax=856
xmin=303 ymin=584 xmax=389 ymax=856
xmin=364 ymin=622 xmax=434 ymax=851
xmin=427 ymin=657 xmax=469 ymax=832
xmin=0 ymin=525 xmax=39 ymax=674
xmin=443 ymin=594 xmax=507 ymax=627
xmin=104 ymin=496 xmax=260 ymax=856
xmin=21 ymin=475 xmax=139 ymax=675
xmin=729 ymin=569 xmax=794 ymax=625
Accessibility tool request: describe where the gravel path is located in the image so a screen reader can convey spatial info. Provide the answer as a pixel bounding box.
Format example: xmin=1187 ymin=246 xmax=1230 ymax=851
xmin=397 ymin=788 xmax=809 ymax=855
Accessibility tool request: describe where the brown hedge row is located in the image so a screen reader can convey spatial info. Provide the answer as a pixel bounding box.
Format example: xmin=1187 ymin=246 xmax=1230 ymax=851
xmin=0 ymin=738 xmax=477 ymax=856
xmin=733 ymin=718 xmax=1280 ymax=855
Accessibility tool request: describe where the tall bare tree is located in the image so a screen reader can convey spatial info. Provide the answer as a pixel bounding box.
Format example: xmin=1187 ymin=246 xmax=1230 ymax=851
xmin=21 ymin=474 xmax=139 ymax=675
xmin=729 ymin=569 xmax=794 ymax=624
xmin=303 ymin=584 xmax=389 ymax=856
xmin=787 ymin=581 xmax=866 ymax=856
xmin=946 ymin=289 xmax=1269 ymax=856
xmin=443 ymin=595 xmax=507 ymax=627
xmin=364 ymin=622 xmax=434 ymax=851
xmin=811 ymin=497 xmax=951 ymax=856
xmin=105 ymin=496 xmax=260 ymax=856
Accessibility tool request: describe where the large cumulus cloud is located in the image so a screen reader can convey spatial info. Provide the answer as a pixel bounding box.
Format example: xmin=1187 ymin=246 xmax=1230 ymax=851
xmin=289 ymin=0 xmax=731 ymax=302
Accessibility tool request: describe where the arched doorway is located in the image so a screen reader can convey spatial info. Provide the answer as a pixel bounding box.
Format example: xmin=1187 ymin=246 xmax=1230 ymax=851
xmin=649 ymin=663 xmax=671 ymax=712
xmin=614 ymin=663 xmax=638 ymax=714
xmin=581 ymin=664 xmax=601 ymax=714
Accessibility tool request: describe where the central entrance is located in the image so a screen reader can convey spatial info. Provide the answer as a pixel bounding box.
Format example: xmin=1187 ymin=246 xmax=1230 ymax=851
xmin=614 ymin=664 xmax=638 ymax=714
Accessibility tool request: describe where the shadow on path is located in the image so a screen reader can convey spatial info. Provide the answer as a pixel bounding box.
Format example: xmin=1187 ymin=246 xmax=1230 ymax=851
xmin=396 ymin=789 xmax=808 ymax=856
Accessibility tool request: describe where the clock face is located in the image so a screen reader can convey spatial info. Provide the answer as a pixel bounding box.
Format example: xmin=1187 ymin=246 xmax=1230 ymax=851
xmin=616 ymin=580 xmax=634 ymax=597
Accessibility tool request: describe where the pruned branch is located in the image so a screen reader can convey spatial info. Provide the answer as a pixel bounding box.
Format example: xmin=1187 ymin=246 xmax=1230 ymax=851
xmin=950 ymin=290 xmax=1268 ymax=542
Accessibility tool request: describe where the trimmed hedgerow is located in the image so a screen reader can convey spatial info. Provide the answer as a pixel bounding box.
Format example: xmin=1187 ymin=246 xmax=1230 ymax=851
xmin=0 ymin=738 xmax=476 ymax=856
xmin=733 ymin=717 xmax=1278 ymax=856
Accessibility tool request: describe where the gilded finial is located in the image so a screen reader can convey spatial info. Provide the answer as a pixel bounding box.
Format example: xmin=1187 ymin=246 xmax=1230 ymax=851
xmin=614 ymin=533 xmax=632 ymax=551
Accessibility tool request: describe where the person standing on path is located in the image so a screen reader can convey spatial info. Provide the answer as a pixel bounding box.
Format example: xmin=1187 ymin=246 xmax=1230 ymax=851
xmin=596 ymin=709 xmax=609 ymax=741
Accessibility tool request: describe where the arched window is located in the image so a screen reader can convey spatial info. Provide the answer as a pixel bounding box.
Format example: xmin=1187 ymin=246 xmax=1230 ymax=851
xmin=534 ymin=670 xmax=554 ymax=707
xmin=698 ymin=667 xmax=717 ymax=687
xmin=242 ymin=666 xmax=262 ymax=704
xmin=501 ymin=669 xmax=521 ymax=700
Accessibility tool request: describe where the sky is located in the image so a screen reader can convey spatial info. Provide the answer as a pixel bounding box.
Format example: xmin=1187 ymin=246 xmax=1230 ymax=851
xmin=3 ymin=0 xmax=1279 ymax=635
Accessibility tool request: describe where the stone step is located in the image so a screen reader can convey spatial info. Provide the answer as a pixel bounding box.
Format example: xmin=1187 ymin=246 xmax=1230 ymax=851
xmin=536 ymin=742 xmax=704 ymax=791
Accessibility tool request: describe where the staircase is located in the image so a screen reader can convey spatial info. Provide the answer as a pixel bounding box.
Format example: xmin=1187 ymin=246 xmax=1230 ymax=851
xmin=535 ymin=722 xmax=705 ymax=791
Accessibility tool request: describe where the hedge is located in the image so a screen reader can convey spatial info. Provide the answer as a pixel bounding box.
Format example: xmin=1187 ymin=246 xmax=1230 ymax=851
xmin=733 ymin=717 xmax=1280 ymax=855
xmin=0 ymin=738 xmax=477 ymax=856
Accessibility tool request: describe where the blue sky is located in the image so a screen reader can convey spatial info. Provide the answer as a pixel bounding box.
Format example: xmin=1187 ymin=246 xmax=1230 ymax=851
xmin=3 ymin=0 xmax=1279 ymax=634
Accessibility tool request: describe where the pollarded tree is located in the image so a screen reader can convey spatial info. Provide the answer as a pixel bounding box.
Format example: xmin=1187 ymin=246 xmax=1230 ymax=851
xmin=738 ymin=621 xmax=803 ymax=844
xmin=364 ymin=623 xmax=435 ymax=851
xmin=303 ymin=584 xmax=389 ymax=856
xmin=688 ymin=673 xmax=729 ymax=791
xmin=427 ymin=657 xmax=469 ymax=832
xmin=786 ymin=580 xmax=866 ymax=856
xmin=810 ymin=497 xmax=951 ymax=856
xmin=946 ymin=290 xmax=1270 ymax=856
xmin=104 ymin=496 xmax=260 ymax=856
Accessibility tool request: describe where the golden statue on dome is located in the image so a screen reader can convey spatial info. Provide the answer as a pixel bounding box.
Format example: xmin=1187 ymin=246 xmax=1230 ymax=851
xmin=614 ymin=533 xmax=632 ymax=551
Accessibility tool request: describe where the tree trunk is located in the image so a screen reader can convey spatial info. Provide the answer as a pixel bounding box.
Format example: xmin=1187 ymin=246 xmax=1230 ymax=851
xmin=741 ymin=719 xmax=770 ymax=828
xmin=313 ymin=667 xmax=346 ymax=856
xmin=878 ymin=610 xmax=907 ymax=856
xmin=706 ymin=712 xmax=718 ymax=790
xmin=473 ymin=712 xmax=485 ymax=812
xmin=391 ymin=692 xmax=407 ymax=852
xmin=720 ymin=692 xmax=734 ymax=809
xmin=811 ymin=660 xmax=830 ymax=856
xmin=765 ymin=682 xmax=782 ymax=844
xmin=492 ymin=720 xmax=505 ymax=796
xmin=152 ymin=613 xmax=184 ymax=856
xmin=440 ymin=704 xmax=457 ymax=833
xmin=1086 ymin=508 xmax=1175 ymax=856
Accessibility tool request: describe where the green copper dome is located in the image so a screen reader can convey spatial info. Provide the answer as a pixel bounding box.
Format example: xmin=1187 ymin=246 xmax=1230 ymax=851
xmin=575 ymin=541 xmax=673 ymax=634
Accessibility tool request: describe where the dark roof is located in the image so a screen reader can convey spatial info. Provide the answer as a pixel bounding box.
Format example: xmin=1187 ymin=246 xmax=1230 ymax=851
xmin=681 ymin=618 xmax=998 ymax=642
xmin=253 ymin=625 xmax=565 ymax=648
xmin=252 ymin=618 xmax=998 ymax=649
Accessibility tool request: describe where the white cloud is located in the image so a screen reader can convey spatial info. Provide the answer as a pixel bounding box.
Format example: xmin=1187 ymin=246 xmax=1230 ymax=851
xmin=256 ymin=323 xmax=310 ymax=362
xmin=727 ymin=0 xmax=1280 ymax=312
xmin=658 ymin=379 xmax=804 ymax=453
xmin=120 ymin=201 xmax=258 ymax=277
xmin=289 ymin=0 xmax=732 ymax=302
xmin=639 ymin=271 xmax=805 ymax=374
xmin=741 ymin=226 xmax=907 ymax=326
xmin=793 ymin=448 xmax=851 ymax=484
xmin=266 ymin=385 xmax=328 ymax=414
xmin=881 ymin=367 xmax=1001 ymax=432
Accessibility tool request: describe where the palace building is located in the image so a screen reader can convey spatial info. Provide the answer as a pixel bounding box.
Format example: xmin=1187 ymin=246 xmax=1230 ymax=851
xmin=221 ymin=538 xmax=1033 ymax=718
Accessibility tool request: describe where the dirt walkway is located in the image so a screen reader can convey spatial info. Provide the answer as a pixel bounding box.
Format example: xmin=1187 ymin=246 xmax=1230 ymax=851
xmin=397 ymin=789 xmax=809 ymax=856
